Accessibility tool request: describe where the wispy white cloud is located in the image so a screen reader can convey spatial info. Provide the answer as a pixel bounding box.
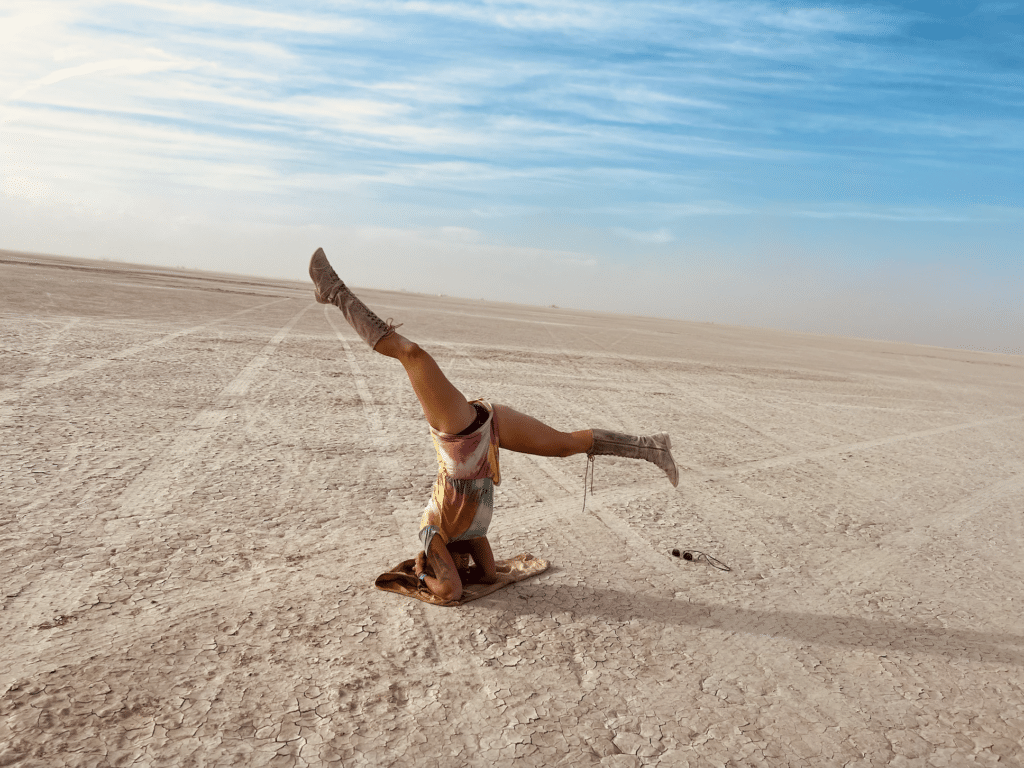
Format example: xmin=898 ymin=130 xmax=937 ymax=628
xmin=660 ymin=201 xmax=752 ymax=217
xmin=337 ymin=0 xmax=623 ymax=32
xmin=130 ymin=0 xmax=366 ymax=34
xmin=789 ymin=204 xmax=1024 ymax=223
xmin=10 ymin=55 xmax=194 ymax=100
xmin=0 ymin=3 xmax=65 ymax=46
xmin=612 ymin=227 xmax=674 ymax=244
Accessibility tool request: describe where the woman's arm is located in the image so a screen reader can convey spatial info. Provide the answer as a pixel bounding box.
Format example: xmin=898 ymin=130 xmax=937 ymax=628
xmin=466 ymin=537 xmax=498 ymax=584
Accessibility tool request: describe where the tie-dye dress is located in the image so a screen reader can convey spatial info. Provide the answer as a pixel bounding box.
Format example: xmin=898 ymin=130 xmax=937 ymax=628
xmin=418 ymin=399 xmax=501 ymax=555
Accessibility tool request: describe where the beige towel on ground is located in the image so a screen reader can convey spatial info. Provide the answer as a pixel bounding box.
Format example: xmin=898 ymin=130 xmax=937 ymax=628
xmin=374 ymin=553 xmax=549 ymax=606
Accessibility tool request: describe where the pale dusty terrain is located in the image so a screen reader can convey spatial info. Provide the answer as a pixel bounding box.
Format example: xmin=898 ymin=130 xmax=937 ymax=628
xmin=2 ymin=250 xmax=1023 ymax=768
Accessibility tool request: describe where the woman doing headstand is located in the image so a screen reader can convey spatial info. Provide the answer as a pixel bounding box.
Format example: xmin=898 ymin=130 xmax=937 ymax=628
xmin=310 ymin=248 xmax=678 ymax=602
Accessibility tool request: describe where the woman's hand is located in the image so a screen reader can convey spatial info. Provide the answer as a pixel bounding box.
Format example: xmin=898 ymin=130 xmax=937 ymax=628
xmin=414 ymin=551 xmax=427 ymax=578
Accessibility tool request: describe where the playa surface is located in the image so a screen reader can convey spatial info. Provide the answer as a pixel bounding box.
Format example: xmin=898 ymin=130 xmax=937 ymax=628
xmin=2 ymin=250 xmax=1023 ymax=767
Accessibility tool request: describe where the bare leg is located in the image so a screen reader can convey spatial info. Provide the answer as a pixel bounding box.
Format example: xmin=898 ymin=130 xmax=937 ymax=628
xmin=450 ymin=536 xmax=498 ymax=583
xmin=415 ymin=535 xmax=498 ymax=602
xmin=310 ymin=247 xmax=471 ymax=436
xmin=373 ymin=332 xmax=476 ymax=435
xmin=492 ymin=404 xmax=593 ymax=457
xmin=416 ymin=536 xmax=463 ymax=602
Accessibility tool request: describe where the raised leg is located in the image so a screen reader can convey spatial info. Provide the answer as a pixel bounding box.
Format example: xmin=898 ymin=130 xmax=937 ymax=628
xmin=312 ymin=247 xmax=476 ymax=434
xmin=310 ymin=248 xmax=676 ymax=484
xmin=374 ymin=332 xmax=476 ymax=435
xmin=493 ymin=405 xmax=678 ymax=485
xmin=491 ymin=404 xmax=593 ymax=457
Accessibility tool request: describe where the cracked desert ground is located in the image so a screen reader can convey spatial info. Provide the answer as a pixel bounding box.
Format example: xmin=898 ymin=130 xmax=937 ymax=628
xmin=2 ymin=250 xmax=1023 ymax=768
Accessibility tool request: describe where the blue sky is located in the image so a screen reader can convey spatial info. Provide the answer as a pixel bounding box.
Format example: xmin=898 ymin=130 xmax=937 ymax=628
xmin=2 ymin=0 xmax=1022 ymax=353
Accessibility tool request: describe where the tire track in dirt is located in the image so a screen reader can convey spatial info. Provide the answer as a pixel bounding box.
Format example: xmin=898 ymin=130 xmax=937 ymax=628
xmin=900 ymin=352 xmax=1011 ymax=411
xmin=323 ymin=308 xmax=419 ymax=538
xmin=685 ymin=389 xmax=802 ymax=456
xmin=937 ymin=471 xmax=1024 ymax=525
xmin=1 ymin=303 xmax=314 ymax=691
xmin=26 ymin=316 xmax=82 ymax=376
xmin=706 ymin=412 xmax=1024 ymax=479
xmin=714 ymin=385 xmax=876 ymax=445
xmin=911 ymin=471 xmax=1024 ymax=565
xmin=0 ymin=297 xmax=292 ymax=404
xmin=108 ymin=303 xmax=314 ymax=525
xmin=827 ymin=469 xmax=1024 ymax=609
xmin=893 ymin=353 xmax=1024 ymax=553
xmin=367 ymin=302 xmax=595 ymax=331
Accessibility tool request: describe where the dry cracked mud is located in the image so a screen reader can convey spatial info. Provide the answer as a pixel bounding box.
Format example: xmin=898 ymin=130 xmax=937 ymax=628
xmin=2 ymin=250 xmax=1023 ymax=767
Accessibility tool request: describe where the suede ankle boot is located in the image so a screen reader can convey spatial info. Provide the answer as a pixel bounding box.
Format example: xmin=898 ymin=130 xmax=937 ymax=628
xmin=309 ymin=247 xmax=399 ymax=349
xmin=589 ymin=429 xmax=679 ymax=487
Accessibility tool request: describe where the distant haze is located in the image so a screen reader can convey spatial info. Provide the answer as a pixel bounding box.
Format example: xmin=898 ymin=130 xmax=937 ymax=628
xmin=1 ymin=1 xmax=1021 ymax=354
